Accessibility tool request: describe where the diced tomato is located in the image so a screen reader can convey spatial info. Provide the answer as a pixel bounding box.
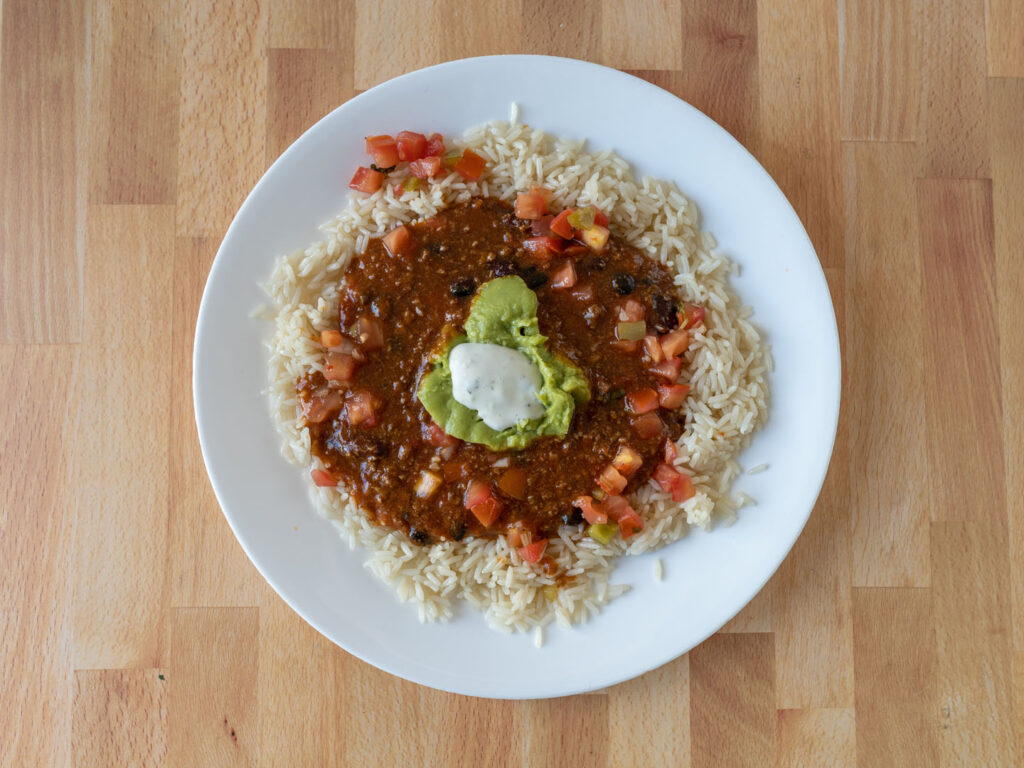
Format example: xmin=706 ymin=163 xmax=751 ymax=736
xmin=550 ymin=260 xmax=577 ymax=289
xmin=602 ymin=493 xmax=630 ymax=519
xmin=664 ymin=439 xmax=679 ymax=464
xmin=356 ymin=316 xmax=384 ymax=350
xmin=325 ymin=335 xmax=364 ymax=361
xmin=515 ymin=190 xmax=549 ymax=220
xmin=626 ymin=388 xmax=660 ymax=415
xmin=530 ymin=215 xmax=554 ymax=237
xmin=610 ymin=339 xmax=638 ymax=353
xmin=683 ymin=304 xmax=706 ymax=329
xmin=424 ymin=132 xmax=445 ymax=156
xmin=632 ymin=411 xmax=665 ymax=439
xmin=382 ymin=225 xmax=412 ymax=257
xmin=345 ymin=394 xmax=375 ymax=423
xmin=349 ymin=166 xmax=385 ymax=193
xmin=409 ymin=155 xmax=442 ymax=178
xmin=324 ymin=351 xmax=359 ymax=381
xmin=580 ymin=224 xmax=609 ymax=252
xmin=660 ymin=328 xmax=690 ymax=358
xmin=453 ymin=148 xmax=486 ymax=181
xmin=423 ymin=421 xmax=459 ymax=448
xmin=302 ymin=388 xmax=344 ymax=424
xmin=657 ymin=384 xmax=690 ymax=409
xmin=563 ymin=244 xmax=588 ymax=259
xmin=518 ymin=538 xmax=548 ymax=563
xmin=618 ymin=299 xmax=645 ymax=322
xmin=649 ymin=357 xmax=683 ymax=381
xmin=642 ymin=335 xmax=665 ymax=363
xmin=652 ymin=464 xmax=679 ymax=492
xmin=570 ymin=282 xmax=595 ymax=302
xmin=506 ymin=522 xmax=533 ymax=548
xmin=593 ymin=207 xmax=609 ymax=227
xmin=597 ymin=464 xmax=628 ymax=495
xmin=497 ymin=466 xmax=527 ymax=500
xmin=611 ymin=445 xmax=643 ymax=478
xmin=396 ymin=130 xmax=427 ymax=161
xmin=464 ymin=479 xmax=503 ymax=528
xmin=365 ymin=135 xmax=399 ymax=168
xmin=550 ymin=209 xmax=574 ymax=239
xmin=653 ymin=463 xmax=696 ymax=502
xmin=616 ymin=507 xmax=644 ymax=539
xmin=320 ymin=329 xmax=343 ymax=347
xmin=674 ymin=474 xmax=696 ymax=503
xmin=345 ymin=390 xmax=380 ymax=427
xmin=311 ymin=468 xmax=336 ymax=487
xmin=464 ymin=479 xmax=494 ymax=510
xmin=469 ymin=497 xmax=503 ymax=527
xmin=573 ymin=495 xmax=608 ymax=525
xmin=522 ymin=236 xmax=565 ymax=261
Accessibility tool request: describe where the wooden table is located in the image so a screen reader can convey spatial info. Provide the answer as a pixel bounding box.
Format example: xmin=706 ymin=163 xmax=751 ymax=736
xmin=2 ymin=1 xmax=1022 ymax=765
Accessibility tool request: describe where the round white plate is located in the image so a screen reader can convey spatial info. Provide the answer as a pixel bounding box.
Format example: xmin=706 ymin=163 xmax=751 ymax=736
xmin=194 ymin=55 xmax=840 ymax=699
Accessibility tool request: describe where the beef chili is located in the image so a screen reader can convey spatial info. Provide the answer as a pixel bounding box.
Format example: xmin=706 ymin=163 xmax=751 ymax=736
xmin=297 ymin=194 xmax=704 ymax=556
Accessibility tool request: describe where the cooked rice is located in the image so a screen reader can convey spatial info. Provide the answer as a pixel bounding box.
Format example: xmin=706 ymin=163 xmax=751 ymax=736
xmin=262 ymin=115 xmax=769 ymax=633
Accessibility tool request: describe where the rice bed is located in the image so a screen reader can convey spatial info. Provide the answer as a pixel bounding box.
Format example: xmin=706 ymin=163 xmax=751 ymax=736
xmin=262 ymin=115 xmax=770 ymax=634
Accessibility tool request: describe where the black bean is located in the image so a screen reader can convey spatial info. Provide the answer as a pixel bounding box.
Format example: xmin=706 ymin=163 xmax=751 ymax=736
xmin=600 ymin=387 xmax=626 ymax=404
xmin=588 ymin=257 xmax=607 ymax=272
xmin=408 ymin=527 xmax=431 ymax=545
xmin=563 ymin=506 xmax=584 ymax=526
xmin=367 ymin=439 xmax=389 ymax=458
xmin=612 ymin=273 xmax=635 ymax=295
xmin=652 ymin=294 xmax=679 ymax=333
xmin=490 ymin=258 xmax=518 ymax=277
xmin=450 ymin=522 xmax=467 ymax=541
xmin=450 ymin=277 xmax=476 ymax=298
xmin=424 ymin=241 xmax=442 ymax=256
xmin=522 ymin=268 xmax=547 ymax=289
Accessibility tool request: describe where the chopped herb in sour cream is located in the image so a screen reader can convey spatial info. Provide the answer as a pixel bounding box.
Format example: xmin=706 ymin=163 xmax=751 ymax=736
xmin=450 ymin=342 xmax=545 ymax=430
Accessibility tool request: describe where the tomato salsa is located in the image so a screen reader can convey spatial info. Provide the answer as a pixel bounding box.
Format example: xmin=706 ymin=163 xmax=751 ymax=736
xmin=298 ymin=195 xmax=702 ymax=553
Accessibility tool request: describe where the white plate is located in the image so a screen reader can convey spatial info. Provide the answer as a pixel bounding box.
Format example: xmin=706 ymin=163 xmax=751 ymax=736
xmin=194 ymin=55 xmax=840 ymax=699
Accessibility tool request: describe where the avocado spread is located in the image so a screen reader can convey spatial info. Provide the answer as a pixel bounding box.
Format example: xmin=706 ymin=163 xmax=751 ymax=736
xmin=417 ymin=276 xmax=590 ymax=450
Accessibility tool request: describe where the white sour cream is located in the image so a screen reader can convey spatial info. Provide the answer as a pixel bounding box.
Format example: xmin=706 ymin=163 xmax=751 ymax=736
xmin=449 ymin=342 xmax=545 ymax=430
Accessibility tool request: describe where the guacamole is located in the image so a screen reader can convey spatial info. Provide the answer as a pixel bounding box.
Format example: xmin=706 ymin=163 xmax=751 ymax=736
xmin=417 ymin=276 xmax=590 ymax=450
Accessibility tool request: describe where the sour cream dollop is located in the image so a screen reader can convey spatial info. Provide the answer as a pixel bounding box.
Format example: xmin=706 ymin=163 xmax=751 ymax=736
xmin=449 ymin=342 xmax=545 ymax=430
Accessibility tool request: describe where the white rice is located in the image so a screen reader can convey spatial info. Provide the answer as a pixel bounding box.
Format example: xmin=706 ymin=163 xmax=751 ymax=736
xmin=262 ymin=116 xmax=769 ymax=633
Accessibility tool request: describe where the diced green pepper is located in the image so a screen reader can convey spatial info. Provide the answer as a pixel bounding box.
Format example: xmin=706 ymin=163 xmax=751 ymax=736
xmin=616 ymin=320 xmax=647 ymax=341
xmin=443 ymin=149 xmax=462 ymax=169
xmin=587 ymin=523 xmax=618 ymax=545
xmin=542 ymin=585 xmax=558 ymax=602
xmin=404 ymin=176 xmax=423 ymax=191
xmin=567 ymin=206 xmax=595 ymax=230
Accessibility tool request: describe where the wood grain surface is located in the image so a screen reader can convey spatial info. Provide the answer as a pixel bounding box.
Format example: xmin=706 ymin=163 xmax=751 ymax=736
xmin=2 ymin=1 xmax=1022 ymax=765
